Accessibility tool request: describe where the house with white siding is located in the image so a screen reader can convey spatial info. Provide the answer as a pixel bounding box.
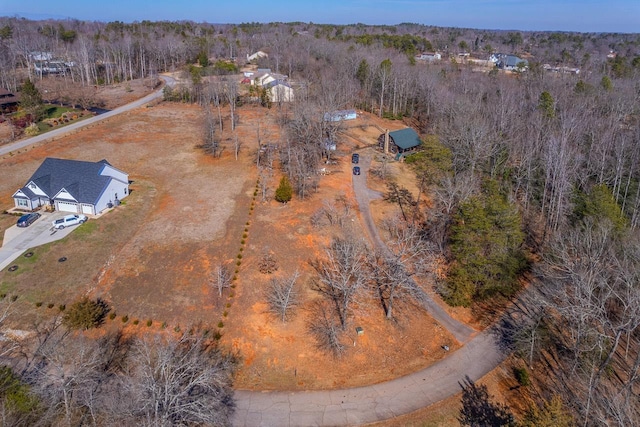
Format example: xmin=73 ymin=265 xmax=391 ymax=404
xmin=12 ymin=158 xmax=129 ymax=215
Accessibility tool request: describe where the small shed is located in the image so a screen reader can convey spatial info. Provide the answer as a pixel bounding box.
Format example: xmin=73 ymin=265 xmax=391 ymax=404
xmin=323 ymin=109 xmax=357 ymax=122
xmin=378 ymin=128 xmax=422 ymax=155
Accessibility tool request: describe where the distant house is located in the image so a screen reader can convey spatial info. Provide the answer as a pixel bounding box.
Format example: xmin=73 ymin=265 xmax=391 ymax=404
xmin=247 ymin=51 xmax=268 ymax=62
xmin=543 ymin=64 xmax=580 ymax=74
xmin=378 ymin=128 xmax=422 ymax=155
xmin=266 ymin=80 xmax=294 ymax=103
xmin=253 ymin=72 xmax=288 ymax=87
xmin=0 ymin=88 xmax=18 ymax=113
xmin=491 ymin=53 xmax=528 ymax=71
xmin=29 ymin=51 xmax=53 ymax=62
xmin=416 ymin=52 xmax=442 ymax=62
xmin=12 ymin=158 xmax=129 ymax=215
xmin=323 ymin=109 xmax=357 ymax=122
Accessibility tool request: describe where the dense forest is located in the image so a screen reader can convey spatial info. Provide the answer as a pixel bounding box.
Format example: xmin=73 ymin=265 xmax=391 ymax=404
xmin=1 ymin=16 xmax=640 ymax=426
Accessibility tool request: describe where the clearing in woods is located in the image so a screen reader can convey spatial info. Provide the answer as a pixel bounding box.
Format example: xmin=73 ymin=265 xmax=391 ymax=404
xmin=0 ymin=90 xmax=476 ymax=392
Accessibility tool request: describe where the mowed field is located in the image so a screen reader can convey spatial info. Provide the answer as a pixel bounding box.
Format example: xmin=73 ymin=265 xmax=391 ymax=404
xmin=0 ymin=100 xmax=460 ymax=391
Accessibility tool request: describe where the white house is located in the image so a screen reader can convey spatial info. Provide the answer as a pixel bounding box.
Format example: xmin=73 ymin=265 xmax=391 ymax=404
xmin=12 ymin=158 xmax=129 ymax=215
xmin=253 ymin=72 xmax=288 ymax=87
xmin=266 ymin=80 xmax=294 ymax=103
xmin=247 ymin=51 xmax=268 ymax=62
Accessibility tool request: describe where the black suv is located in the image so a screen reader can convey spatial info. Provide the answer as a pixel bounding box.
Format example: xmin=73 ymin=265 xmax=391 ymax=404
xmin=17 ymin=212 xmax=41 ymax=228
xmin=352 ymin=153 xmax=359 ymax=164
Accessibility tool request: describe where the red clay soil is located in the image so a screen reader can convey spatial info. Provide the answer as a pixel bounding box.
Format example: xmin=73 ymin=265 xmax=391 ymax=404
xmin=0 ymin=97 xmax=474 ymax=392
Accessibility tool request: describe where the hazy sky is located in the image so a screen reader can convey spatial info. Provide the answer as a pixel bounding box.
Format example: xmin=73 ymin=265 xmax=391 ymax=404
xmin=1 ymin=0 xmax=638 ymax=33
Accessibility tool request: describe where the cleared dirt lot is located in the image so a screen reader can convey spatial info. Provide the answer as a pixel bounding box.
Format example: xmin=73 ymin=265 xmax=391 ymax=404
xmin=0 ymin=99 xmax=466 ymax=391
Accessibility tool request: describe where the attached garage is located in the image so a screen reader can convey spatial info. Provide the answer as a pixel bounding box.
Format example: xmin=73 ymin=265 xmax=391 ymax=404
xmin=81 ymin=204 xmax=95 ymax=215
xmin=13 ymin=158 xmax=130 ymax=216
xmin=56 ymin=201 xmax=79 ymax=213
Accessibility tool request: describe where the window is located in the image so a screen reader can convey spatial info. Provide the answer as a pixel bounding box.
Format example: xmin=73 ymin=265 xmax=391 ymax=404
xmin=17 ymin=199 xmax=28 ymax=207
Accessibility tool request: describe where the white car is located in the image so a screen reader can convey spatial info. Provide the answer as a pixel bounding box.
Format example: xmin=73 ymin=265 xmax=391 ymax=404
xmin=52 ymin=214 xmax=87 ymax=229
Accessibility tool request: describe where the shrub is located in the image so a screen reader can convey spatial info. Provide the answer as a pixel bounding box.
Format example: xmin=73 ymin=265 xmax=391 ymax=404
xmin=218 ymin=321 xmax=224 ymax=328
xmin=223 ymin=311 xmax=228 ymax=317
xmin=258 ymin=252 xmax=279 ymax=274
xmin=35 ymin=302 xmax=43 ymax=307
xmin=133 ymin=319 xmax=139 ymax=325
xmin=47 ymin=303 xmax=54 ymax=309
xmin=226 ymin=303 xmax=231 ymax=308
xmin=121 ymin=315 xmax=129 ymax=323
xmin=10 ymin=295 xmax=18 ymax=302
xmin=24 ymin=123 xmax=39 ymax=136
xmin=514 ymin=367 xmax=531 ymax=386
xmin=174 ymin=326 xmax=181 ymax=332
xmin=161 ymin=322 xmax=167 ymax=329
xmin=58 ymin=304 xmax=66 ymax=312
xmin=109 ymin=312 xmax=117 ymax=320
xmin=237 ymin=254 xmax=243 ymax=259
xmin=62 ymin=298 xmax=109 ymax=330
xmin=146 ymin=319 xmax=153 ymax=327
xmin=236 ymin=261 xmax=241 ymax=266
xmin=275 ymin=175 xmax=293 ymax=203
xmin=0 ymin=294 xmax=5 ymax=300
xmin=242 ymin=233 xmax=248 ymax=238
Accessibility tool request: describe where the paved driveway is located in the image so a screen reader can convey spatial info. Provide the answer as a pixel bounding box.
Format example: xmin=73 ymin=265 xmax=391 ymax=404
xmin=0 ymin=212 xmax=76 ymax=271
xmin=231 ymin=152 xmax=506 ymax=426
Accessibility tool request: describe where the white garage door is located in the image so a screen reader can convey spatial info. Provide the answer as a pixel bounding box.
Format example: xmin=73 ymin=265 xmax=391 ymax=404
xmin=57 ymin=201 xmax=78 ymax=213
xmin=81 ymin=204 xmax=94 ymax=215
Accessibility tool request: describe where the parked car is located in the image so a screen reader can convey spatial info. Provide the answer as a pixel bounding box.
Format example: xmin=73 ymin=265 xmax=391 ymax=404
xmin=51 ymin=214 xmax=87 ymax=230
xmin=352 ymin=153 xmax=359 ymax=164
xmin=353 ymin=166 xmax=361 ymax=175
xmin=16 ymin=212 xmax=41 ymax=227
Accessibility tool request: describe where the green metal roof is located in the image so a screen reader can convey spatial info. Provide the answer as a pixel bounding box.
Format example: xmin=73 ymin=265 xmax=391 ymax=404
xmin=389 ymin=128 xmax=422 ymax=150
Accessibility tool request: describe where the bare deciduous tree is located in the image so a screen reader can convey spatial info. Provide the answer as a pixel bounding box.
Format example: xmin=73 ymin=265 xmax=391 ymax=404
xmin=312 ymin=236 xmax=369 ymax=330
xmin=120 ymin=332 xmax=236 ymax=427
xmin=266 ymin=270 xmax=300 ymax=322
xmin=210 ymin=263 xmax=232 ymax=297
xmin=307 ymin=301 xmax=345 ymax=357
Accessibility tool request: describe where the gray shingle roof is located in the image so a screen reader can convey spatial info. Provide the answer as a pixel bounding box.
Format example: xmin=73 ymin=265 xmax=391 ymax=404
xmin=21 ymin=158 xmax=114 ymax=204
xmin=389 ymin=128 xmax=422 ymax=150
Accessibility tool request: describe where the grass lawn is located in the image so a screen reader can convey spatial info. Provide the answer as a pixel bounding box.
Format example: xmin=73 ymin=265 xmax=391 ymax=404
xmin=44 ymin=106 xmax=76 ymax=118
xmin=0 ymin=181 xmax=153 ymax=327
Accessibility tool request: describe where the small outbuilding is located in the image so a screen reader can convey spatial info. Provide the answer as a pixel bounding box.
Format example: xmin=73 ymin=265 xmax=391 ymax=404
xmin=12 ymin=158 xmax=129 ymax=215
xmin=323 ymin=109 xmax=357 ymax=122
xmin=0 ymin=88 xmax=18 ymax=113
xmin=378 ymin=128 xmax=422 ymax=155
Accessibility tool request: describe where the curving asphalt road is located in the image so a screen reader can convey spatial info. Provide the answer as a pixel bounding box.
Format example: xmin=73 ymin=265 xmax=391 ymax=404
xmin=231 ymin=152 xmax=506 ymax=426
xmin=0 ymin=75 xmax=175 ymax=157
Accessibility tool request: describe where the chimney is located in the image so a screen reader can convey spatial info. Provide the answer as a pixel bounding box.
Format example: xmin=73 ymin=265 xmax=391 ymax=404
xmin=384 ymin=129 xmax=389 ymax=154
